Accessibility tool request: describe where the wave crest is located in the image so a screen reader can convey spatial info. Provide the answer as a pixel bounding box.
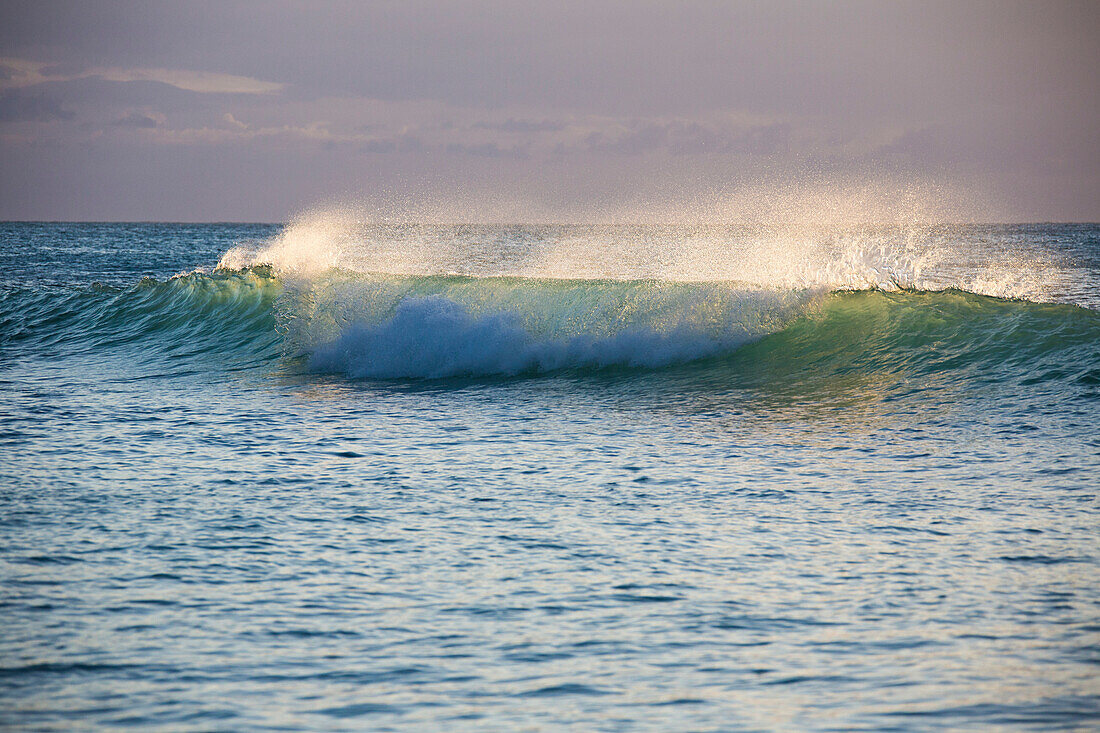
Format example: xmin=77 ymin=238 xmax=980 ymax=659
xmin=215 ymin=208 xmax=1080 ymax=307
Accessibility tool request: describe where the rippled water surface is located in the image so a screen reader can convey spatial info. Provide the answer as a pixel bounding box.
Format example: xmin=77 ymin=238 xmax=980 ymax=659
xmin=1 ymin=222 xmax=1098 ymax=730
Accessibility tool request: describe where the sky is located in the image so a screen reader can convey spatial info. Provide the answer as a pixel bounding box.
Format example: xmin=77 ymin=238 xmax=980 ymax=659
xmin=0 ymin=0 xmax=1097 ymax=222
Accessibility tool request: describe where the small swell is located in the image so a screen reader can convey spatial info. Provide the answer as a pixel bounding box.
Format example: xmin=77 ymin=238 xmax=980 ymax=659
xmin=1 ymin=267 xmax=282 ymax=360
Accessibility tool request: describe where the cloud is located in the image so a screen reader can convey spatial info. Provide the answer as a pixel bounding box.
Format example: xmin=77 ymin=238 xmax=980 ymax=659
xmin=360 ymin=138 xmax=397 ymax=153
xmin=446 ymin=141 xmax=530 ymax=159
xmin=583 ymin=119 xmax=791 ymax=156
xmin=111 ymin=111 xmax=161 ymax=128
xmin=360 ymin=133 xmax=422 ymax=154
xmin=94 ymin=68 xmax=283 ymax=95
xmin=473 ymin=118 xmax=565 ymax=133
xmin=0 ymin=57 xmax=283 ymax=95
xmin=0 ymin=91 xmax=74 ymax=122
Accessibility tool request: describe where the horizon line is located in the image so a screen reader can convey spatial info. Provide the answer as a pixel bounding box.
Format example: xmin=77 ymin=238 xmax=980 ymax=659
xmin=3 ymin=219 xmax=1099 ymax=227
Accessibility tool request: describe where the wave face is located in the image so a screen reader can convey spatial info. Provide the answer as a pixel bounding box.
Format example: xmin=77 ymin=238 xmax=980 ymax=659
xmin=275 ymin=274 xmax=1097 ymax=384
xmin=0 ymin=267 xmax=282 ymax=364
xmin=731 ymin=288 xmax=1100 ymax=394
xmin=289 ymin=274 xmax=813 ymax=378
xmin=308 ymin=294 xmax=732 ymax=378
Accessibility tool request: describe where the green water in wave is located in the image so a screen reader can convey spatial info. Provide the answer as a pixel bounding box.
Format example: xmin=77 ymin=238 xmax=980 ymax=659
xmin=6 ymin=267 xmax=1098 ymax=387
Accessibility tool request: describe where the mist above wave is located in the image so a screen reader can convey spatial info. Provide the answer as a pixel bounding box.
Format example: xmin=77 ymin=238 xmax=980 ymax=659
xmin=216 ymin=185 xmax=1070 ymax=304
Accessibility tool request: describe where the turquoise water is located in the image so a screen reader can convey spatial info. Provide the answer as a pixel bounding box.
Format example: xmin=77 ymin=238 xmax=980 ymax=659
xmin=1 ymin=222 xmax=1098 ymax=730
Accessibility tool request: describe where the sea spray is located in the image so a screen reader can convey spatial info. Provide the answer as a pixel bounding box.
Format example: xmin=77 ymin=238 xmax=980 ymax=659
xmin=214 ymin=207 xmax=1085 ymax=379
xmin=217 ymin=197 xmax=1072 ymax=302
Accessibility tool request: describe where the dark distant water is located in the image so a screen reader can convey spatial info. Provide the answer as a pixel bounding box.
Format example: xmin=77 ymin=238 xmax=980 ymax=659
xmin=1 ymin=221 xmax=1098 ymax=730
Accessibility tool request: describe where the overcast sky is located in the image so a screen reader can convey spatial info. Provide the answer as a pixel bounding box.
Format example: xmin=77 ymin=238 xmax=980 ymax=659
xmin=0 ymin=0 xmax=1097 ymax=221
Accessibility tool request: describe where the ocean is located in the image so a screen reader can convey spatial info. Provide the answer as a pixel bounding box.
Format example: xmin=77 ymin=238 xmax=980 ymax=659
xmin=1 ymin=220 xmax=1098 ymax=730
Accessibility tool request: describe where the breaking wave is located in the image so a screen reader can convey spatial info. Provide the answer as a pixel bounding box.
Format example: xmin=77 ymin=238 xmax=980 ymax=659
xmin=4 ymin=265 xmax=1097 ymax=385
xmin=6 ymin=211 xmax=1096 ymax=384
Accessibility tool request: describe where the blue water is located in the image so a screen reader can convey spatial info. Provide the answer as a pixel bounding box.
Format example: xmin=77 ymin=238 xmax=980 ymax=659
xmin=1 ymin=221 xmax=1098 ymax=730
